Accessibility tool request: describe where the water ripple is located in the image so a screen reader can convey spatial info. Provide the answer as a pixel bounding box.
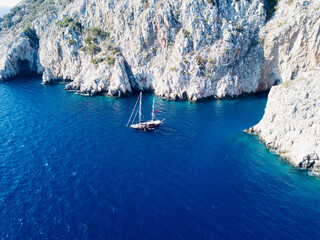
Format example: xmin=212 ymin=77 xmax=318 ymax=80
xmin=0 ymin=76 xmax=320 ymax=239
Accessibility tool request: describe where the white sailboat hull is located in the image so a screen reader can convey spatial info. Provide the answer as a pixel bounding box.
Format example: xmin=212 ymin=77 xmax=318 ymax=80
xmin=127 ymin=92 xmax=164 ymax=131
xmin=130 ymin=120 xmax=163 ymax=130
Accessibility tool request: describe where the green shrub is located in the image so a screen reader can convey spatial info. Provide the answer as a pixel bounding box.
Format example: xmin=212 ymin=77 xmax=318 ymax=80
xmin=91 ymin=58 xmax=98 ymax=64
xmin=195 ymin=56 xmax=205 ymax=67
xmin=70 ymin=20 xmax=82 ymax=33
xmin=91 ymin=58 xmax=104 ymax=68
xmin=175 ymin=11 xmax=180 ymax=20
xmin=69 ymin=39 xmax=75 ymax=45
xmin=24 ymin=27 xmax=39 ymax=47
xmin=57 ymin=16 xmax=73 ymax=29
xmin=105 ymin=31 xmax=111 ymax=40
xmin=111 ymin=48 xmax=120 ymax=55
xmin=84 ymin=36 xmax=97 ymax=45
xmin=57 ymin=17 xmax=82 ymax=33
xmin=105 ymin=56 xmax=115 ymax=66
xmin=87 ymin=44 xmax=101 ymax=55
xmin=79 ymin=46 xmax=86 ymax=52
xmin=259 ymin=37 xmax=264 ymax=45
xmin=90 ymin=27 xmax=106 ymax=37
xmin=182 ymin=29 xmax=190 ymax=38
xmin=3 ymin=17 xmax=13 ymax=28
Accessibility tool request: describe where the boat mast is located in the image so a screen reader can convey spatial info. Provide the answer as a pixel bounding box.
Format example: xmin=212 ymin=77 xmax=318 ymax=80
xmin=152 ymin=99 xmax=155 ymax=121
xmin=126 ymin=93 xmax=140 ymax=127
xmin=139 ymin=92 xmax=142 ymax=123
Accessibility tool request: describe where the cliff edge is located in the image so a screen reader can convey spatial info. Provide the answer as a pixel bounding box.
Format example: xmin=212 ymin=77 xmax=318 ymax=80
xmin=0 ymin=0 xmax=269 ymax=100
xmin=248 ymin=0 xmax=320 ymax=175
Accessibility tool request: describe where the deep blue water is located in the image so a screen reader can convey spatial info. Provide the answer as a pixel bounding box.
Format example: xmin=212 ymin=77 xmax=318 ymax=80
xmin=1 ymin=75 xmax=320 ymax=239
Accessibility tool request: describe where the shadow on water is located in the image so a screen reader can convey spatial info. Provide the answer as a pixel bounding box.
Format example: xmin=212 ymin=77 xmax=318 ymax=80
xmin=1 ymin=73 xmax=42 ymax=83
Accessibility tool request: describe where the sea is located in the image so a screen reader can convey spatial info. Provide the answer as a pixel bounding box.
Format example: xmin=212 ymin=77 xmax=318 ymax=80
xmin=1 ymin=74 xmax=320 ymax=239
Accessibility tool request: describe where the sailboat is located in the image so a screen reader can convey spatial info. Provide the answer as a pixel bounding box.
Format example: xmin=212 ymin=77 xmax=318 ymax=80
xmin=126 ymin=92 xmax=164 ymax=131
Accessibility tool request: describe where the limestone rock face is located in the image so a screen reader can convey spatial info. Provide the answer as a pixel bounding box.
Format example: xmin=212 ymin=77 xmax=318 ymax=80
xmin=251 ymin=70 xmax=320 ymax=175
xmin=1 ymin=0 xmax=318 ymax=101
xmin=0 ymin=35 xmax=41 ymax=81
xmin=260 ymin=0 xmax=320 ymax=86
xmin=248 ymin=0 xmax=320 ymax=175
xmin=0 ymin=0 xmax=268 ymax=99
xmin=64 ymin=53 xmax=132 ymax=97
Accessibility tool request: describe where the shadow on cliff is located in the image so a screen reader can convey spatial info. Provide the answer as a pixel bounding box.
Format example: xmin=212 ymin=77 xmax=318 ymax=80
xmin=256 ymin=0 xmax=283 ymax=91
xmin=1 ymin=72 xmax=42 ymax=83
xmin=0 ymin=59 xmax=41 ymax=82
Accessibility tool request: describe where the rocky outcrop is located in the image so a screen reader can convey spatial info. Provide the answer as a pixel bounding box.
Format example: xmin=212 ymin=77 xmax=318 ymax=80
xmin=64 ymin=53 xmax=132 ymax=97
xmin=247 ymin=0 xmax=320 ymax=175
xmin=0 ymin=34 xmax=41 ymax=81
xmin=0 ymin=0 xmax=269 ymax=99
xmin=246 ymin=0 xmax=320 ymax=175
xmin=248 ymin=69 xmax=320 ymax=175
xmin=260 ymin=0 xmax=320 ymax=86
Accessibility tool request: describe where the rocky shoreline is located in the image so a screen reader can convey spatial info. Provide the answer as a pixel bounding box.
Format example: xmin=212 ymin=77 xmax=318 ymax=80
xmin=1 ymin=0 xmax=270 ymax=100
xmin=245 ymin=69 xmax=320 ymax=176
xmin=0 ymin=1 xmax=318 ymax=101
xmin=243 ymin=0 xmax=320 ymax=176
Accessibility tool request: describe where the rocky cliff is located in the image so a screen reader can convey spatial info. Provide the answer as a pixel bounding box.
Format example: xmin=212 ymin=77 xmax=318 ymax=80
xmin=0 ymin=0 xmax=269 ymax=100
xmin=248 ymin=69 xmax=320 ymax=175
xmin=259 ymin=0 xmax=320 ymax=87
xmin=248 ymin=0 xmax=320 ymax=175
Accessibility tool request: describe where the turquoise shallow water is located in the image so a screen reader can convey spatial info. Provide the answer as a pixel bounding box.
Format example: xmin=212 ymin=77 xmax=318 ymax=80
xmin=1 ymin=75 xmax=320 ymax=239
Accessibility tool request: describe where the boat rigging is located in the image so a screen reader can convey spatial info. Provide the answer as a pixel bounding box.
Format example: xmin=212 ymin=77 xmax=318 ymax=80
xmin=126 ymin=92 xmax=164 ymax=131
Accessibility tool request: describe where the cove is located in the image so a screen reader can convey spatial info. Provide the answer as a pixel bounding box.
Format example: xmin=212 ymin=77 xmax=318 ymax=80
xmin=1 ymin=75 xmax=320 ymax=239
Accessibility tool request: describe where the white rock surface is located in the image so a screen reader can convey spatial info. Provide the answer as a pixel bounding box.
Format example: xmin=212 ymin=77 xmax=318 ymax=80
xmin=64 ymin=53 xmax=132 ymax=97
xmin=0 ymin=0 xmax=268 ymax=99
xmin=260 ymin=0 xmax=320 ymax=86
xmin=249 ymin=69 xmax=320 ymax=175
xmin=0 ymin=34 xmax=41 ymax=81
xmin=246 ymin=0 xmax=320 ymax=175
